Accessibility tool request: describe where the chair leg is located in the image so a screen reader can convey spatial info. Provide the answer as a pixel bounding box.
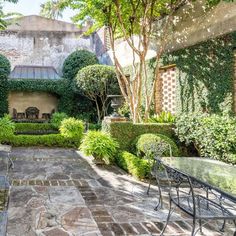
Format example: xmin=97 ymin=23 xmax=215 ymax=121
xmin=8 ymin=153 xmax=14 ymax=170
xmin=154 ymin=178 xmax=163 ymax=210
xmin=147 ymin=176 xmax=151 ymax=195
xmin=160 ymin=199 xmax=173 ymax=236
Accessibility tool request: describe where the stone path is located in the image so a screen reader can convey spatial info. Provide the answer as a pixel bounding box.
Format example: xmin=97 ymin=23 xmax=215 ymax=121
xmin=0 ymin=148 xmax=234 ymax=236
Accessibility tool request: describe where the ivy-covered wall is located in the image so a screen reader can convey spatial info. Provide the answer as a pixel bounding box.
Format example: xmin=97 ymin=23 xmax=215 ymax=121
xmin=163 ymin=32 xmax=236 ymax=114
xmin=124 ymin=32 xmax=236 ymax=114
xmin=7 ymin=79 xmax=77 ymax=116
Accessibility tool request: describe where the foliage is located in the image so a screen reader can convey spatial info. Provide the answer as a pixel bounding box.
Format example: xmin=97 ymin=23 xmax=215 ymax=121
xmin=2 ymin=134 xmax=80 ymax=147
xmin=149 ymin=111 xmax=176 ymax=124
xmin=0 ymin=115 xmax=15 ymax=140
xmin=102 ymin=121 xmax=175 ymax=151
xmin=62 ymin=50 xmax=99 ymax=80
xmin=80 ymin=131 xmax=119 ymax=164
xmin=15 ymin=123 xmax=57 ymax=134
xmin=116 ymin=151 xmax=150 ymax=180
xmin=0 ymin=54 xmax=10 ymax=117
xmin=0 ymin=0 xmax=20 ymax=30
xmin=57 ymin=0 xmax=225 ymax=123
xmin=118 ymin=102 xmax=130 ymax=118
xmin=134 ymin=133 xmax=179 ymax=158
xmin=175 ymin=113 xmax=236 ymax=164
xmin=0 ymin=54 xmax=10 ymax=76
xmin=88 ymin=123 xmax=101 ymax=131
xmin=162 ymin=33 xmax=236 ymax=114
xmin=51 ymin=112 xmax=68 ymax=128
xmin=59 ymin=118 xmax=84 ymax=140
xmin=75 ymin=65 xmax=120 ymax=122
xmin=40 ymin=0 xmax=63 ymax=19
xmin=7 ymin=79 xmax=77 ymax=116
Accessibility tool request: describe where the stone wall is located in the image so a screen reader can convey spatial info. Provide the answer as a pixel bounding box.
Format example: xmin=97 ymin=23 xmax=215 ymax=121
xmin=0 ymin=16 xmax=94 ymax=75
xmin=8 ymin=91 xmax=59 ymax=118
xmin=0 ymin=31 xmax=92 ymax=75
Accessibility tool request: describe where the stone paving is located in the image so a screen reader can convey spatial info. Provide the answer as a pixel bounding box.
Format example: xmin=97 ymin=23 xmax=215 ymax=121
xmin=0 ymin=148 xmax=235 ymax=236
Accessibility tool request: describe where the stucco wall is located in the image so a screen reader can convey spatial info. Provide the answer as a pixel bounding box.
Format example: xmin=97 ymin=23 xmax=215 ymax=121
xmin=0 ymin=31 xmax=92 ymax=75
xmin=0 ymin=16 xmax=94 ymax=75
xmin=8 ymin=91 xmax=59 ymax=118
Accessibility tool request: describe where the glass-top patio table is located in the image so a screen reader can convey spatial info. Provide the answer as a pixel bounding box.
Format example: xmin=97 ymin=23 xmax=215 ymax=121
xmin=159 ymin=157 xmax=236 ymax=202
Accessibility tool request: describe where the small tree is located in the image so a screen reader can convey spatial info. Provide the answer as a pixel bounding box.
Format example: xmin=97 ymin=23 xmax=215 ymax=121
xmin=75 ymin=65 xmax=120 ymax=123
xmin=57 ymin=0 xmax=229 ymax=123
xmin=62 ymin=50 xmax=99 ymax=80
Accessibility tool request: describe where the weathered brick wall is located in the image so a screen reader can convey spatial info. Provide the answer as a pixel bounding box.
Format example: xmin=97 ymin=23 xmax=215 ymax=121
xmin=155 ymin=66 xmax=177 ymax=114
xmin=0 ymin=31 xmax=92 ymax=75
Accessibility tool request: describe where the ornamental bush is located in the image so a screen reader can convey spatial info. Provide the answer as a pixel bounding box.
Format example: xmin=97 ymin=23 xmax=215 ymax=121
xmin=0 ymin=54 xmax=11 ymax=77
xmin=116 ymin=151 xmax=150 ymax=179
xmin=59 ymin=117 xmax=84 ymax=140
xmin=134 ymin=133 xmax=179 ymax=158
xmin=0 ymin=54 xmax=10 ymax=117
xmin=75 ymin=65 xmax=120 ymax=122
xmin=0 ymin=115 xmax=15 ymax=141
xmin=80 ymin=131 xmax=119 ymax=164
xmin=51 ymin=112 xmax=69 ymax=129
xmin=175 ymin=113 xmax=236 ymax=164
xmin=62 ymin=50 xmax=99 ymax=80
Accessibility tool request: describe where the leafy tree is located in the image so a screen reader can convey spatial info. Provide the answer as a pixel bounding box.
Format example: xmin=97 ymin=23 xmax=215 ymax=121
xmin=40 ymin=0 xmax=64 ymax=19
xmin=0 ymin=0 xmax=20 ymax=30
xmin=76 ymin=65 xmax=120 ymax=122
xmin=62 ymin=49 xmax=99 ymax=80
xmin=57 ymin=0 xmax=232 ymax=123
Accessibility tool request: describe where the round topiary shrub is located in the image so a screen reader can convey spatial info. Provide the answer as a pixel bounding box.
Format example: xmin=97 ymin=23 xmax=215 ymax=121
xmin=0 ymin=54 xmax=11 ymax=77
xmin=134 ymin=133 xmax=179 ymax=157
xmin=62 ymin=50 xmax=99 ymax=80
xmin=75 ymin=65 xmax=120 ymax=122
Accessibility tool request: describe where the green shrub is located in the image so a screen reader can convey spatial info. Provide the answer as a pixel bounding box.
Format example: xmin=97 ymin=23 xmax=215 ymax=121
xmin=175 ymin=113 xmax=236 ymax=164
xmin=102 ymin=121 xmax=175 ymax=151
xmin=3 ymin=134 xmax=80 ymax=147
xmin=51 ymin=112 xmax=68 ymax=129
xmin=75 ymin=65 xmax=120 ymax=122
xmin=0 ymin=54 xmax=10 ymax=117
xmin=0 ymin=115 xmax=15 ymax=141
xmin=62 ymin=50 xmax=99 ymax=80
xmin=134 ymin=133 xmax=179 ymax=157
xmin=0 ymin=54 xmax=11 ymax=77
xmin=116 ymin=151 xmax=150 ymax=179
xmin=149 ymin=111 xmax=176 ymax=123
xmin=15 ymin=123 xmax=57 ymax=133
xmin=88 ymin=123 xmax=101 ymax=131
xmin=59 ymin=118 xmax=84 ymax=140
xmin=80 ymin=131 xmax=119 ymax=164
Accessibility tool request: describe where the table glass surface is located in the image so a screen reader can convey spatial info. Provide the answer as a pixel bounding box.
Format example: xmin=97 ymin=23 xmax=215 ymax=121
xmin=160 ymin=157 xmax=236 ymax=199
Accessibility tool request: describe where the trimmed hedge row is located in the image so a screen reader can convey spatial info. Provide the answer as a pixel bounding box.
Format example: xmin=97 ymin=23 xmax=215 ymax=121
xmin=3 ymin=134 xmax=81 ymax=148
xmin=15 ymin=123 xmax=57 ymax=133
xmin=116 ymin=151 xmax=150 ymax=180
xmin=103 ymin=121 xmax=175 ymax=151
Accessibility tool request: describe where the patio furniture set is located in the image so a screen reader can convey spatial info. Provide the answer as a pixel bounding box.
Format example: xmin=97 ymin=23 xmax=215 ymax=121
xmin=148 ymin=147 xmax=236 ymax=236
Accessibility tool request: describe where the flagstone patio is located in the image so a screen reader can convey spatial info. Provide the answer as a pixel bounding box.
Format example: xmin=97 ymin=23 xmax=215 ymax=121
xmin=0 ymin=148 xmax=234 ymax=236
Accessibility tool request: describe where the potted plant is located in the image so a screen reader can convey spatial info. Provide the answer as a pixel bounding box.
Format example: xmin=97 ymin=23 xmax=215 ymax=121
xmin=80 ymin=131 xmax=119 ymax=164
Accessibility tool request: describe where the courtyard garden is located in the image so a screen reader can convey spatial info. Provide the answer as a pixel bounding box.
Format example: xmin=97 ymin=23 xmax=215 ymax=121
xmin=0 ymin=0 xmax=236 ymax=235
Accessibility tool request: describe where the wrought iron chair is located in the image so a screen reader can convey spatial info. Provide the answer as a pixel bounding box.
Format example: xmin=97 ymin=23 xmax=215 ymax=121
xmin=146 ymin=141 xmax=172 ymax=209
xmin=160 ymin=161 xmax=236 ymax=236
